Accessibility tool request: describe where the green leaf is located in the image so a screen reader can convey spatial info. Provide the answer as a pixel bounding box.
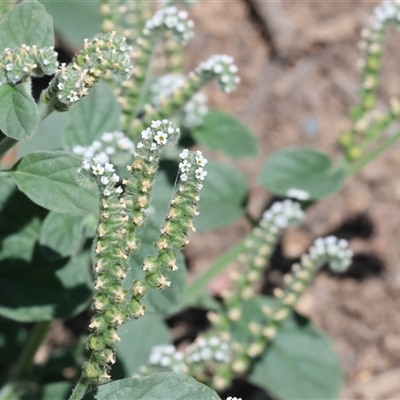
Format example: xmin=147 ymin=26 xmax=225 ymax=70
xmin=0 ymin=177 xmax=46 ymax=263
xmin=247 ymin=298 xmax=343 ymax=400
xmin=127 ymin=219 xmax=187 ymax=316
xmin=115 ymin=315 xmax=171 ymax=377
xmin=18 ymin=111 xmax=68 ymax=157
xmin=196 ymin=160 xmax=248 ymax=230
xmin=41 ymin=0 xmax=100 ymax=46
xmin=0 ymin=84 xmax=38 ymax=140
xmin=10 ymin=151 xmax=98 ymax=215
xmin=257 ymin=147 xmax=345 ymax=200
xmin=85 ymin=372 xmax=220 ymax=400
xmin=39 ymin=211 xmax=85 ymax=261
xmin=0 ymin=249 xmax=93 ymax=322
xmin=0 ymin=0 xmax=54 ymax=51
xmin=192 ymin=110 xmax=258 ymax=158
xmin=64 ymin=83 xmax=121 ymax=149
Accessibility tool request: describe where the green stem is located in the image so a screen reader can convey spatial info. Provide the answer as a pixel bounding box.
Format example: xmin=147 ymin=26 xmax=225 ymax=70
xmin=68 ymin=377 xmax=90 ymax=400
xmin=345 ymin=130 xmax=400 ymax=176
xmin=12 ymin=320 xmax=51 ymax=380
xmin=185 ymin=235 xmax=249 ymax=305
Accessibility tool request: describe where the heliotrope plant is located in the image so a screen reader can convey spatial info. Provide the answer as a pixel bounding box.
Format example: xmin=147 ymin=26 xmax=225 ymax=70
xmin=0 ymin=1 xmax=397 ymax=400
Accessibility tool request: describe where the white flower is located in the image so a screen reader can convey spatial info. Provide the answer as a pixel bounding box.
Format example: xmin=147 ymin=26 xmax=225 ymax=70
xmin=137 ymin=142 xmax=144 ymax=148
xmin=104 ymin=163 xmax=115 ymax=173
xmin=151 ymin=120 xmax=162 ymax=129
xmin=115 ymin=186 xmax=123 ymax=194
xmin=81 ymin=160 xmax=91 ymax=170
xmin=180 ymin=173 xmax=188 ymax=181
xmin=92 ymin=164 xmax=104 ymax=175
xmin=57 ymin=82 xmax=64 ymax=90
xmin=286 ymin=188 xmax=310 ymax=201
xmin=150 ymin=143 xmax=157 ymax=151
xmin=100 ymin=176 xmax=109 ymax=185
xmin=94 ymin=152 xmax=109 ymax=165
xmin=105 ymin=146 xmax=115 ymax=155
xmin=195 ymin=168 xmax=207 ymax=180
xmin=73 ymin=145 xmax=85 ymax=155
xmin=5 ymin=63 xmax=12 ymax=71
xmin=179 ymin=160 xmax=191 ymax=172
xmin=154 ymin=131 xmax=168 ymax=145
xmin=179 ymin=149 xmax=189 ymax=159
xmin=101 ymin=132 xmax=114 ymax=142
xmin=111 ymin=173 xmax=120 ymax=183
xmin=103 ymin=189 xmax=111 ymax=196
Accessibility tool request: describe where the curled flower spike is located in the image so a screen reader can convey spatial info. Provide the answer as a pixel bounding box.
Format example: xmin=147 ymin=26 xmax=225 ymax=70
xmin=43 ymin=32 xmax=132 ymax=110
xmin=0 ymin=45 xmax=58 ymax=85
xmin=143 ymin=6 xmax=194 ymax=45
xmin=151 ymin=74 xmax=209 ymax=128
xmin=196 ymin=54 xmax=240 ymax=94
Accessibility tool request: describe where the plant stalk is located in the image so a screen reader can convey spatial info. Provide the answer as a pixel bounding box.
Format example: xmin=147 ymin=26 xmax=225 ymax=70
xmin=68 ymin=377 xmax=90 ymax=400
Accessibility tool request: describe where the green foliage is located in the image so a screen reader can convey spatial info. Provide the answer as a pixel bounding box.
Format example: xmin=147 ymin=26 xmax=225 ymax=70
xmin=196 ymin=160 xmax=248 ymax=230
xmin=242 ymin=297 xmax=342 ymax=400
xmin=0 ymin=0 xmax=54 ymax=51
xmin=258 ymin=147 xmax=345 ymax=200
xmin=42 ymin=0 xmax=100 ymax=46
xmin=0 ymin=0 xmax=393 ymax=399
xmin=0 ymin=84 xmax=38 ymax=140
xmin=64 ymin=83 xmax=120 ymax=149
xmin=10 ymin=151 xmax=98 ymax=215
xmin=192 ymin=110 xmax=258 ymax=158
xmin=85 ymin=373 xmax=220 ymax=400
xmin=115 ymin=315 xmax=171 ymax=377
xmin=39 ymin=211 xmax=86 ymax=261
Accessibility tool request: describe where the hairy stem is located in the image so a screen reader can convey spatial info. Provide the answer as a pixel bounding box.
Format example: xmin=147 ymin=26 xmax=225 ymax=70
xmin=68 ymin=377 xmax=90 ymax=400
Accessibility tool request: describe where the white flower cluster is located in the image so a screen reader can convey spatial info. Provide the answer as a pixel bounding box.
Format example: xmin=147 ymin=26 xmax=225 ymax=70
xmin=143 ymin=6 xmax=194 ymax=44
xmin=144 ymin=335 xmax=231 ymax=374
xmin=179 ymin=149 xmax=208 ymax=183
xmin=151 ymin=74 xmax=209 ymax=128
xmin=146 ymin=345 xmax=186 ymax=374
xmin=308 ymin=236 xmax=353 ymax=272
xmin=226 ymin=397 xmax=242 ymax=400
xmin=79 ymin=159 xmax=121 ymax=197
xmin=73 ymin=131 xmax=135 ymax=165
xmin=196 ymin=54 xmax=240 ymax=93
xmin=370 ymin=0 xmax=400 ymax=31
xmin=185 ymin=335 xmax=230 ymax=364
xmin=137 ymin=119 xmax=180 ymax=151
xmin=286 ymin=188 xmax=310 ymax=201
xmin=262 ymin=200 xmax=304 ymax=234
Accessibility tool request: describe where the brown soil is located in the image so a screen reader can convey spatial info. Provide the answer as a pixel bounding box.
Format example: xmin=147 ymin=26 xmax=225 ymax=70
xmin=184 ymin=1 xmax=400 ymax=399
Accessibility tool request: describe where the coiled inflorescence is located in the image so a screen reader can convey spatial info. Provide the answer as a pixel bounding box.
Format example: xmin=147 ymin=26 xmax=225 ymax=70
xmin=196 ymin=54 xmax=240 ymax=94
xmin=143 ymin=6 xmax=194 ymax=45
xmin=43 ymin=32 xmax=132 ymax=110
xmin=0 ymin=45 xmax=58 ymax=85
xmin=151 ymin=74 xmax=209 ymax=128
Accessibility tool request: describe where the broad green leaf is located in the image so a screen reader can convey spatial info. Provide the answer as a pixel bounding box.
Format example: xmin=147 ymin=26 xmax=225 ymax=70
xmin=193 ymin=110 xmax=258 ymax=158
xmin=0 ymin=0 xmax=54 ymax=51
xmin=247 ymin=297 xmax=343 ymax=400
xmin=115 ymin=315 xmax=171 ymax=377
xmin=10 ymin=151 xmax=98 ymax=215
xmin=0 ymin=84 xmax=38 ymax=140
xmin=21 ymin=381 xmax=71 ymax=400
xmin=0 ymin=177 xmax=46 ymax=263
xmin=85 ymin=372 xmax=220 ymax=400
xmin=0 ymin=249 xmax=93 ymax=322
xmin=127 ymin=219 xmax=187 ymax=316
xmin=257 ymin=147 xmax=345 ymax=200
xmin=196 ymin=160 xmax=248 ymax=230
xmin=42 ymin=0 xmax=100 ymax=46
xmin=18 ymin=111 xmax=68 ymax=157
xmin=64 ymin=83 xmax=120 ymax=149
xmin=39 ymin=211 xmax=85 ymax=261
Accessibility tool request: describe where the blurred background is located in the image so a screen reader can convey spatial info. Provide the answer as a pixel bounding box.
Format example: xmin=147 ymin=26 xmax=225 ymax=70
xmin=182 ymin=1 xmax=400 ymax=399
